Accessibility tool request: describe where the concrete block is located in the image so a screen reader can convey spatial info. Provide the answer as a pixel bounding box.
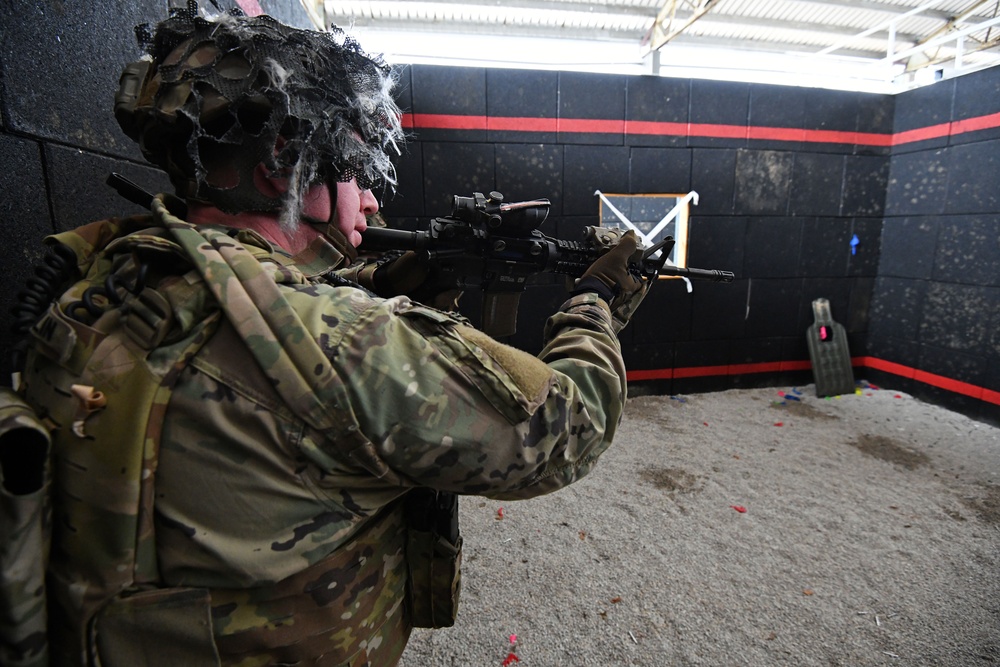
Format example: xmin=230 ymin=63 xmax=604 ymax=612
xmin=45 ymin=144 xmax=171 ymax=231
xmin=626 ymin=76 xmax=689 ymax=147
xmin=0 ymin=1 xmax=161 ymax=158
xmin=563 ymin=145 xmax=629 ymax=216
xmin=932 ymin=215 xmax=1000 ymax=287
xmin=885 ymin=149 xmax=949 ymax=216
xmin=879 ymin=216 xmax=939 ymax=280
xmin=558 ymin=72 xmax=625 ymax=146
xmin=488 ymin=69 xmax=558 ymax=144
xmin=420 ymin=142 xmax=495 ymax=214
xmin=735 ymin=149 xmax=793 ymax=215
xmin=691 ymin=148 xmax=736 ymax=214
xmin=790 ymin=153 xmax=844 ymax=216
xmin=496 ymin=144 xmax=563 ymax=214
xmin=629 ymin=147 xmax=692 ymax=194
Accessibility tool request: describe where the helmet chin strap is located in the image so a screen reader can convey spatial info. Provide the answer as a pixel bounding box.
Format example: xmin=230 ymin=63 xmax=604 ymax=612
xmin=309 ymin=176 xmax=358 ymax=263
xmin=309 ymin=172 xmax=339 ymax=231
xmin=297 ymin=172 xmax=337 ymax=228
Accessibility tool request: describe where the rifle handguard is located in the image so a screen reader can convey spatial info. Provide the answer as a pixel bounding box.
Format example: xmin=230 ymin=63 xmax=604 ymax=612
xmin=356 ymin=192 xmax=735 ymax=335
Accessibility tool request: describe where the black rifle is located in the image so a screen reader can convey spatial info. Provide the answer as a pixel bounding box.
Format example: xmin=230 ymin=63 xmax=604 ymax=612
xmin=360 ymin=191 xmax=735 ymax=337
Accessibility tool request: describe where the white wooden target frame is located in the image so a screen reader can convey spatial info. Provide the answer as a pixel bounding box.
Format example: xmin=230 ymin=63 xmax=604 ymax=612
xmin=595 ymin=190 xmax=698 ymax=285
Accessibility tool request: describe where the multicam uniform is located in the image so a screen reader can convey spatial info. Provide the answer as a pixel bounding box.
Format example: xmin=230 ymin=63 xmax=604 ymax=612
xmin=11 ymin=194 xmax=628 ymax=666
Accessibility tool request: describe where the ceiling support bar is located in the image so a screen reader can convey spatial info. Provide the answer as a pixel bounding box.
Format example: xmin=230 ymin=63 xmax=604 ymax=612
xmin=643 ymin=0 xmax=723 ymax=54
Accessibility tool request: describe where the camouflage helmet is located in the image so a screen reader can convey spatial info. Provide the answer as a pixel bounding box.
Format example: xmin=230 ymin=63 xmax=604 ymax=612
xmin=115 ymin=2 xmax=404 ymax=217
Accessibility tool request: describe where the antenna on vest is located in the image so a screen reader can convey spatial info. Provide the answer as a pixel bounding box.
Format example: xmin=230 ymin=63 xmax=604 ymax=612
xmin=106 ymin=172 xmax=154 ymax=210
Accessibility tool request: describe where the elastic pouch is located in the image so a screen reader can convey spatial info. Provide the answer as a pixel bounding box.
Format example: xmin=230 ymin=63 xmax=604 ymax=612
xmin=0 ymin=387 xmax=52 ymax=667
xmin=93 ymin=588 xmax=220 ymax=667
xmin=405 ymin=489 xmax=463 ymax=628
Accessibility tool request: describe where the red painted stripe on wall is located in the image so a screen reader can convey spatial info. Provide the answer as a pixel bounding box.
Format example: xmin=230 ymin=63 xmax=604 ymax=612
xmin=673 ymin=364 xmax=730 ymax=379
xmin=867 ymin=358 xmax=997 ymax=405
xmin=856 ymin=356 xmax=915 ymax=378
xmin=558 ymin=118 xmax=626 ymax=133
xmin=406 ymin=113 xmax=488 ymax=130
xmin=729 ymin=361 xmax=784 ymax=374
xmin=745 ymin=125 xmax=805 ymax=142
xmin=686 ymin=122 xmax=749 ymax=139
xmin=628 ymin=368 xmax=673 ymax=381
xmin=912 ymin=369 xmax=985 ymax=399
xmin=488 ymin=117 xmax=559 ymax=132
xmin=402 ymin=110 xmax=999 ymax=146
xmin=625 ymin=356 xmax=1000 ymax=406
xmin=624 ymin=120 xmax=690 ymax=136
xmin=891 ymin=122 xmax=952 ymax=145
xmin=892 ymin=111 xmax=1000 ymax=145
xmin=951 ymin=110 xmax=1000 ymax=135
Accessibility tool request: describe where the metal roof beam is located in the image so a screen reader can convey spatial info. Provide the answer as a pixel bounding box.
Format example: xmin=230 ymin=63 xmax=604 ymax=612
xmin=906 ymin=34 xmax=1000 ymax=71
xmin=327 ymin=11 xmax=921 ymax=54
xmin=324 ymin=0 xmax=661 ymax=20
xmin=686 ymin=11 xmax=924 ymax=43
xmin=327 ymin=18 xmax=646 ymax=42
xmin=325 ymin=0 xmax=999 ymax=25
xmin=890 ymin=11 xmax=1000 ymax=59
xmin=910 ymin=0 xmax=998 ymax=48
xmin=664 ymin=32 xmax=889 ymax=57
xmin=645 ymin=0 xmax=724 ymax=52
xmin=816 ymin=0 xmax=952 ymax=55
xmin=775 ymin=0 xmax=978 ymax=24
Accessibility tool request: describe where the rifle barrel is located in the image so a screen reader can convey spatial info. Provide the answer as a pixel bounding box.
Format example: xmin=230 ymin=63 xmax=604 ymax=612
xmin=659 ymin=267 xmax=736 ymax=282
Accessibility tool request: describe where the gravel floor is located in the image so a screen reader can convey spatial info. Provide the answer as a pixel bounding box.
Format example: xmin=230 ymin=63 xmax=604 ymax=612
xmin=398 ymin=384 xmax=1000 ymax=666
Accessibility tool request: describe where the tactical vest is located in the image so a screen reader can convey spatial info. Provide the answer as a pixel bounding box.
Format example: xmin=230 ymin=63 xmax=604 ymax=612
xmin=6 ymin=199 xmax=422 ymax=666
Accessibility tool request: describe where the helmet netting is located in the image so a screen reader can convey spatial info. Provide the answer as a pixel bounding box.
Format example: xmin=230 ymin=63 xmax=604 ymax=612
xmin=130 ymin=2 xmax=403 ymax=220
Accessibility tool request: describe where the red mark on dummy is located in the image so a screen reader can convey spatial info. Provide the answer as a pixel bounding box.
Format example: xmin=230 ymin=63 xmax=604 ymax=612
xmin=235 ymin=0 xmax=264 ymax=15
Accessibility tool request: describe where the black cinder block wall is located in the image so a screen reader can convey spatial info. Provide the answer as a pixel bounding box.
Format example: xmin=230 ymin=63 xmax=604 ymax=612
xmin=385 ymin=63 xmax=998 ymax=423
xmin=1 ymin=2 xmax=996 ymax=423
xmin=384 ymin=65 xmax=895 ymax=399
xmin=871 ymin=66 xmax=1000 ymax=424
xmin=0 ymin=0 xmax=313 ymax=385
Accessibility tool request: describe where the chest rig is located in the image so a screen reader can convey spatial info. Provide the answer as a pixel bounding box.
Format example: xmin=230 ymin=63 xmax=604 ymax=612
xmin=14 ymin=197 xmax=418 ymax=666
xmin=19 ymin=213 xmax=224 ymax=665
xmin=8 ymin=194 xmax=468 ymax=666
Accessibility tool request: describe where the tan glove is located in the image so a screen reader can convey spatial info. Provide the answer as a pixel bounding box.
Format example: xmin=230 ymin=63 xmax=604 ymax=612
xmin=573 ymin=230 xmax=651 ymax=332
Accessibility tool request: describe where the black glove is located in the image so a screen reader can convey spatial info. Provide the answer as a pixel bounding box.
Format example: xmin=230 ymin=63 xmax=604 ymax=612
xmin=372 ymin=251 xmax=429 ymax=296
xmin=573 ymin=230 xmax=651 ymax=332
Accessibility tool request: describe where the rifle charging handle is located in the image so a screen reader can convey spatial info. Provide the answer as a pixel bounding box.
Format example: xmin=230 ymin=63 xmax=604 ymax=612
xmin=488 ymin=193 xmax=502 ymax=227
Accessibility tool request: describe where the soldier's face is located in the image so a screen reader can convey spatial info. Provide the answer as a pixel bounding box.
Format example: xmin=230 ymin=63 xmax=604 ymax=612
xmin=333 ymin=179 xmax=379 ymax=248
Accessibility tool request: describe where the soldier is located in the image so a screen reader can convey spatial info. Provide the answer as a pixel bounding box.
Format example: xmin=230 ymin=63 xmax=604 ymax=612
xmin=1 ymin=4 xmax=650 ymax=666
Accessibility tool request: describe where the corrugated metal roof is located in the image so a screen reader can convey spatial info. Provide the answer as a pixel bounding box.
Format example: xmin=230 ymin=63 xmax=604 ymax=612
xmin=307 ymin=0 xmax=1000 ymax=92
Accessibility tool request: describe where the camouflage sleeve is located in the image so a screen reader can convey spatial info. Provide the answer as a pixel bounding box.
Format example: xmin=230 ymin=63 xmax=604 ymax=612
xmin=334 ymin=291 xmax=625 ymax=500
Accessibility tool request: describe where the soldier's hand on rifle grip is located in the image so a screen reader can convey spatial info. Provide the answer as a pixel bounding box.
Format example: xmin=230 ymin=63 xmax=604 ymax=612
xmin=369 ymin=253 xmax=464 ymax=313
xmin=573 ymin=230 xmax=651 ymax=333
xmin=373 ymin=251 xmax=430 ymax=297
